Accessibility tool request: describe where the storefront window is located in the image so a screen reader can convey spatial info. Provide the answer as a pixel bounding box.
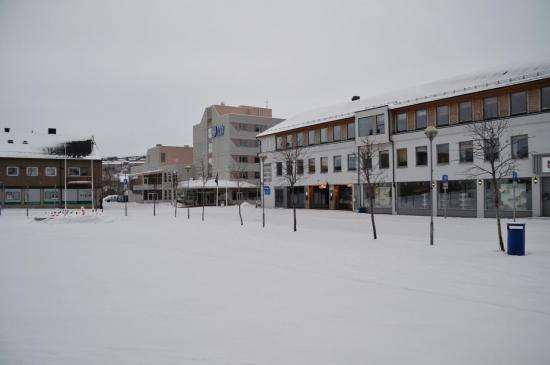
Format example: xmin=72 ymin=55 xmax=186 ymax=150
xmin=485 ymin=178 xmax=532 ymax=211
xmin=362 ymin=183 xmax=392 ymax=209
xmin=438 ymin=180 xmax=476 ymax=210
xmin=398 ymin=181 xmax=431 ymax=209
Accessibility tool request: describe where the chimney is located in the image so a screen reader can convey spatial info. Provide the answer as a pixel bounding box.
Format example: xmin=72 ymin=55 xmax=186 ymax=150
xmin=4 ymin=127 xmax=9 ymax=133
xmin=351 ymin=96 xmax=360 ymax=101
xmin=48 ymin=128 xmax=56 ymax=135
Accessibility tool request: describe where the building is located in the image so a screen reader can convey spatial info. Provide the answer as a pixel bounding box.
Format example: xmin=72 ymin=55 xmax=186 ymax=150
xmin=102 ymin=155 xmax=146 ymax=195
xmin=192 ymin=104 xmax=284 ymax=187
xmin=258 ymin=63 xmax=550 ymax=217
xmin=129 ymin=144 xmax=193 ymax=203
xmin=0 ymin=128 xmax=102 ymax=208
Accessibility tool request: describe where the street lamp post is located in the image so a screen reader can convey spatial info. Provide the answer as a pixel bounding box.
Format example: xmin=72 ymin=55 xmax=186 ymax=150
xmin=261 ymin=155 xmax=267 ymax=228
xmin=185 ymin=165 xmax=191 ymax=219
xmin=173 ymin=170 xmax=177 ymax=218
xmin=424 ymin=126 xmax=438 ymax=246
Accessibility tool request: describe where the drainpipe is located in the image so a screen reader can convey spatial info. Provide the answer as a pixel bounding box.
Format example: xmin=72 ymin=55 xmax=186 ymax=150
xmin=389 ymin=111 xmax=397 ymax=214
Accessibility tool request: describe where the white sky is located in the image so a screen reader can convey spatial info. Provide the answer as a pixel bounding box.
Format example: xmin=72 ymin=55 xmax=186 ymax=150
xmin=1 ymin=0 xmax=549 ymax=156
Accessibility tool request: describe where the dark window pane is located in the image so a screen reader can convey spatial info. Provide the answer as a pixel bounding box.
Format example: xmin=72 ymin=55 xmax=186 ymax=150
xmin=358 ymin=116 xmax=376 ymax=136
xmin=347 ymin=123 xmax=355 ymax=139
xmin=333 ymin=156 xmax=342 ymax=172
xmin=436 ymin=105 xmax=449 ymax=126
xmin=416 ymin=109 xmax=427 ymax=129
xmin=416 ymin=146 xmax=428 ymax=166
xmin=510 ymin=91 xmax=527 ymax=115
xmin=276 ymin=162 xmax=282 ymax=176
xmin=297 ymin=159 xmax=304 ymax=174
xmin=484 ymin=97 xmax=498 ymax=119
xmin=542 ymin=86 xmax=550 ymax=111
xmin=511 ymin=135 xmax=528 ymax=159
xmin=320 ymin=157 xmax=328 ymax=173
xmin=379 ymin=150 xmax=389 ymax=169
xmin=376 ymin=114 xmax=385 ymax=134
xmin=308 ymin=158 xmax=315 ymax=173
xmin=437 ymin=143 xmax=449 ymax=164
xmin=459 ymin=101 xmax=472 ymax=122
xmin=347 ymin=154 xmax=357 ymax=171
xmin=484 ymin=138 xmax=500 ymax=161
xmin=459 ymin=141 xmax=473 ymax=163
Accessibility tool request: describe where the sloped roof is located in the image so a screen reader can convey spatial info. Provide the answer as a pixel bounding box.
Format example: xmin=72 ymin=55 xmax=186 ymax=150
xmin=0 ymin=130 xmax=101 ymax=160
xmin=257 ymin=62 xmax=550 ymax=137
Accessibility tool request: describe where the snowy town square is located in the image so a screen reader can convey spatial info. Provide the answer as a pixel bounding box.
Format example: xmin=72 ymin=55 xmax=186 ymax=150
xmin=1 ymin=203 xmax=549 ymax=365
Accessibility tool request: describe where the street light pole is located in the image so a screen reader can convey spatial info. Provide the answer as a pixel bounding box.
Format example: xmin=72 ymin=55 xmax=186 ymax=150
xmin=261 ymin=155 xmax=267 ymax=228
xmin=424 ymin=126 xmax=438 ymax=246
xmin=185 ymin=165 xmax=191 ymax=219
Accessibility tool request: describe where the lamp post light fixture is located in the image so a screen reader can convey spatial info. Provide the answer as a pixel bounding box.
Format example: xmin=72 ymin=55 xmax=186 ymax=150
xmin=424 ymin=125 xmax=438 ymax=246
xmin=185 ymin=165 xmax=191 ymax=219
xmin=260 ymin=155 xmax=267 ymax=228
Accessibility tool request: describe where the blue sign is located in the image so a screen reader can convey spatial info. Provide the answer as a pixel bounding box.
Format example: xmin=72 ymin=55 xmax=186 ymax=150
xmin=263 ymin=186 xmax=271 ymax=195
xmin=211 ymin=125 xmax=225 ymax=138
xmin=442 ymin=174 xmax=448 ymax=183
xmin=512 ymin=171 xmax=518 ymax=183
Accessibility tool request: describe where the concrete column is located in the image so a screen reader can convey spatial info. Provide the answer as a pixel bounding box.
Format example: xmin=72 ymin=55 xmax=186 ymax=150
xmin=532 ymin=178 xmax=541 ymax=217
xmin=476 ymin=180 xmax=484 ymax=218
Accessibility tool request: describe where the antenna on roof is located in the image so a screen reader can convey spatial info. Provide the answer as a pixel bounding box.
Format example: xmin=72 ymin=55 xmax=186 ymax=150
xmin=265 ymin=96 xmax=269 ymax=108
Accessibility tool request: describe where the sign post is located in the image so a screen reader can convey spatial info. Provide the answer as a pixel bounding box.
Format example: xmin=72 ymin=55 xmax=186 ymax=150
xmin=124 ymin=176 xmax=128 ymax=217
xmin=512 ymin=171 xmax=518 ymax=222
xmin=442 ymin=174 xmax=448 ymax=219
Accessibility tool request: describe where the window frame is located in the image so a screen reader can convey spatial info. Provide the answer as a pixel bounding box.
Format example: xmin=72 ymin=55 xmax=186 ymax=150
xmin=415 ymin=109 xmax=427 ymax=130
xmin=436 ymin=143 xmax=450 ymax=165
xmin=26 ymin=167 xmax=39 ymax=177
xmin=459 ymin=101 xmax=473 ymax=123
xmin=347 ymin=153 xmax=357 ymax=171
xmin=542 ymin=86 xmax=550 ymax=111
xmin=511 ymin=134 xmax=529 ymax=159
xmin=45 ymin=166 xmax=57 ymax=177
xmin=276 ymin=162 xmax=282 ymax=176
xmin=459 ymin=141 xmax=474 ymax=163
xmin=68 ymin=167 xmax=81 ymax=177
xmin=436 ymin=105 xmax=449 ymax=126
xmin=483 ymin=96 xmax=499 ymax=120
xmin=347 ymin=122 xmax=355 ymax=140
xmin=308 ymin=158 xmax=316 ymax=174
xmin=396 ymin=113 xmax=408 ymax=132
xmin=297 ymin=159 xmax=304 ymax=175
xmin=333 ymin=155 xmax=342 ymax=172
xmin=308 ymin=130 xmax=316 ymax=145
xmin=397 ymin=148 xmax=408 ymax=167
xmin=415 ymin=146 xmax=428 ymax=166
xmin=510 ymin=91 xmax=528 ymax=116
xmin=6 ymin=166 xmax=19 ymax=176
xmin=320 ymin=128 xmax=328 ymax=144
xmin=320 ymin=157 xmax=328 ymax=173
xmin=379 ymin=150 xmax=390 ymax=169
xmin=333 ymin=125 xmax=341 ymax=142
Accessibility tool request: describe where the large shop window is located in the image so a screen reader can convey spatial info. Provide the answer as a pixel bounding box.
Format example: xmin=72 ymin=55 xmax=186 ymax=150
xmin=360 ymin=183 xmax=392 ymax=209
xmin=438 ymin=180 xmax=476 ymax=211
xmin=275 ymin=188 xmax=285 ymax=208
xmin=485 ymin=178 xmax=532 ymax=212
xmin=398 ymin=181 xmax=432 ymax=210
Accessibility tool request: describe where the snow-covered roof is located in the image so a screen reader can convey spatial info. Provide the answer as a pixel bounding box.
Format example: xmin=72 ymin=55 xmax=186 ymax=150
xmin=0 ymin=130 xmax=101 ymax=160
xmin=178 ymin=179 xmax=257 ymax=189
xmin=257 ymin=62 xmax=550 ymax=137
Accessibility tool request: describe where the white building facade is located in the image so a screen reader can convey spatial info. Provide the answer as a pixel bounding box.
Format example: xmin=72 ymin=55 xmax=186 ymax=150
xmin=258 ymin=64 xmax=550 ymax=217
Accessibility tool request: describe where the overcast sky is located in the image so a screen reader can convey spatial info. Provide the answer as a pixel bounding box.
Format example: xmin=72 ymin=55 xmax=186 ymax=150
xmin=1 ymin=0 xmax=549 ymax=156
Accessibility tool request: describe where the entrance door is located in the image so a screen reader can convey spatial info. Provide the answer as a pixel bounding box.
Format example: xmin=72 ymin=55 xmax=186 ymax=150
xmin=543 ymin=177 xmax=550 ymax=216
xmin=147 ymin=192 xmax=158 ymax=201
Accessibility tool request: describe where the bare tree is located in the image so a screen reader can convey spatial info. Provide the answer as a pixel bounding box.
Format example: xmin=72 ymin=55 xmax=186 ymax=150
xmin=196 ymin=159 xmax=211 ymax=222
xmin=230 ymin=160 xmax=248 ymax=226
xmin=358 ymin=138 xmax=386 ymax=240
xmin=276 ymin=140 xmax=307 ymax=232
xmin=464 ymin=119 xmax=515 ymax=252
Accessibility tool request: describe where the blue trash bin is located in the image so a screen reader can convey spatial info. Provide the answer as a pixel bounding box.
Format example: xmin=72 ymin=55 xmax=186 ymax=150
xmin=358 ymin=207 xmax=367 ymax=213
xmin=507 ymin=223 xmax=525 ymax=256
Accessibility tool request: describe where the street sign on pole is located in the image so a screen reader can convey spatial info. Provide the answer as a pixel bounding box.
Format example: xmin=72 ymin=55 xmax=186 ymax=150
xmin=512 ymin=171 xmax=517 ymax=222
xmin=512 ymin=171 xmax=518 ymax=183
xmin=442 ymin=174 xmax=449 ymax=188
xmin=263 ymin=186 xmax=271 ymax=196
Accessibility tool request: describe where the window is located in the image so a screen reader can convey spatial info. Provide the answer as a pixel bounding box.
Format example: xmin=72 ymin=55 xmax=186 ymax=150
xmin=347 ymin=123 xmax=355 ymax=140
xmin=376 ymin=114 xmax=385 ymax=134
xmin=6 ymin=166 xmax=19 ymax=176
xmin=308 ymin=130 xmax=316 ymax=145
xmin=26 ymin=167 xmax=38 ymax=176
xmin=542 ymin=86 xmax=550 ymax=110
xmin=484 ymin=138 xmax=500 ymax=161
xmin=416 ymin=146 xmax=428 ymax=166
xmin=333 ymin=156 xmax=342 ymax=172
xmin=254 ymin=171 xmax=261 ymax=179
xmin=459 ymin=101 xmax=472 ymax=122
xmin=416 ymin=109 xmax=427 ymax=129
xmin=459 ymin=141 xmax=473 ymax=163
xmin=276 ymin=162 xmax=282 ymax=176
xmin=238 ymin=171 xmax=248 ymax=179
xmin=511 ymin=135 xmax=528 ymax=159
xmin=238 ymin=156 xmax=248 ymax=163
xmin=45 ymin=167 xmax=57 ymax=176
xmin=308 ymin=158 xmax=316 ymax=173
xmin=286 ymin=134 xmax=293 ymax=148
xmin=358 ymin=116 xmax=376 ymax=136
xmin=510 ymin=91 xmax=527 ymax=115
xmin=347 ymin=154 xmax=357 ymax=171
xmin=297 ymin=159 xmax=304 ymax=175
xmin=68 ymin=167 xmax=80 ymax=177
xmin=286 ymin=162 xmax=293 ymax=175
xmin=320 ymin=157 xmax=328 ymax=173
xmin=276 ymin=136 xmax=284 ymax=150
xmin=333 ymin=126 xmax=341 ymax=141
xmin=320 ymin=128 xmax=328 ymax=143
xmin=297 ymin=132 xmax=304 ymax=146
xmin=396 ymin=113 xmax=407 ymax=132
xmin=161 ymin=152 xmax=166 ymax=163
xmin=379 ymin=150 xmax=389 ymax=169
xmin=254 ymin=156 xmax=260 ymax=163
xmin=436 ymin=105 xmax=449 ymax=126
xmin=484 ymin=96 xmax=498 ymax=119
xmin=397 ymin=148 xmax=407 ymax=167
xmin=437 ymin=143 xmax=449 ymax=164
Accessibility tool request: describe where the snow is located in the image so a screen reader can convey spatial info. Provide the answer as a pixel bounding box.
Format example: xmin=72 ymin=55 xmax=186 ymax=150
xmin=1 ymin=204 xmax=550 ymax=365
xmin=257 ymin=61 xmax=550 ymax=137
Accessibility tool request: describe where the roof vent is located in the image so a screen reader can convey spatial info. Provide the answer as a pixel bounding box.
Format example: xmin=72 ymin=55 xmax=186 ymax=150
xmin=48 ymin=128 xmax=56 ymax=135
xmin=8 ymin=139 xmax=14 ymax=144
xmin=351 ymin=96 xmax=360 ymax=101
xmin=4 ymin=128 xmax=10 ymax=133
xmin=156 ymin=144 xmax=162 ymax=147
xmin=23 ymin=140 xmax=28 ymax=144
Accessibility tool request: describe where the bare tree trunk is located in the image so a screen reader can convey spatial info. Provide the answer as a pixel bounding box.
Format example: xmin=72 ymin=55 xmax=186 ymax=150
xmin=202 ymin=186 xmax=205 ymax=221
xmin=492 ymin=175 xmax=505 ymax=251
xmin=366 ymin=177 xmax=377 ymax=240
xmin=238 ymin=184 xmax=243 ymax=226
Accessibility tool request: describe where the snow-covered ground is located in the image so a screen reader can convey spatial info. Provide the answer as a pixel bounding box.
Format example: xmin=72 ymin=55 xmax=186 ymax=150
xmin=1 ymin=203 xmax=549 ymax=365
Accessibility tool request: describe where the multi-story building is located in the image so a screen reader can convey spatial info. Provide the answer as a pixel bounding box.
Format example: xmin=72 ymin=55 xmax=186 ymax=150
xmin=192 ymin=104 xmax=284 ymax=185
xmin=0 ymin=128 xmax=102 ymax=208
xmin=102 ymin=155 xmax=146 ymax=195
xmin=258 ymin=63 xmax=550 ymax=217
xmin=129 ymin=144 xmax=193 ymax=203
